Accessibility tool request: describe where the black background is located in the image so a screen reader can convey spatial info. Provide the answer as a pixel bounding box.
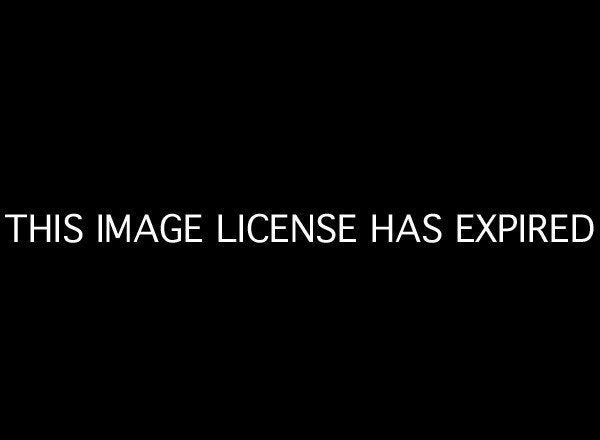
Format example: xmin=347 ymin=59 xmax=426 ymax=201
xmin=1 ymin=6 xmax=597 ymax=434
